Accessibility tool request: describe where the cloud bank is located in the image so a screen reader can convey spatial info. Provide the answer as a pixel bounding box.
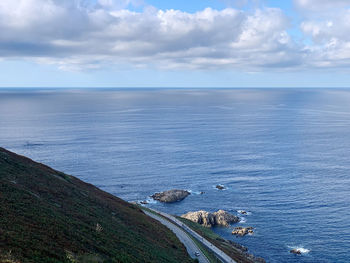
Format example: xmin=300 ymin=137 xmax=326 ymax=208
xmin=0 ymin=0 xmax=349 ymax=71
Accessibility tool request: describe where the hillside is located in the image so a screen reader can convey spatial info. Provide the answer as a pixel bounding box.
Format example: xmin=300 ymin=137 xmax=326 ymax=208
xmin=0 ymin=147 xmax=194 ymax=263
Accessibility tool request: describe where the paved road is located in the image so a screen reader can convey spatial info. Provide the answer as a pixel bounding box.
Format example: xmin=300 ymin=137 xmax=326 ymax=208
xmin=147 ymin=208 xmax=237 ymax=263
xmin=144 ymin=210 xmax=210 ymax=263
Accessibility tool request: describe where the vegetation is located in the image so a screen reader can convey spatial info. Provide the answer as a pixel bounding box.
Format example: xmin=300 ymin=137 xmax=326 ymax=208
xmin=0 ymin=147 xmax=194 ymax=263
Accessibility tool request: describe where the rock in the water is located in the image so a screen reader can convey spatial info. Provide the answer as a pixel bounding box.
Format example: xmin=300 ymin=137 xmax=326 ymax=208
xmin=238 ymin=210 xmax=248 ymax=215
xmin=200 ymin=191 xmax=205 ymax=195
xmin=140 ymin=200 xmax=149 ymax=205
xmin=181 ymin=210 xmax=239 ymax=227
xmin=216 ymin=185 xmax=225 ymax=190
xmin=232 ymin=227 xmax=254 ymax=236
xmin=214 ymin=210 xmax=240 ymax=227
xmin=151 ymin=189 xmax=190 ymax=203
xmin=290 ymin=249 xmax=302 ymax=255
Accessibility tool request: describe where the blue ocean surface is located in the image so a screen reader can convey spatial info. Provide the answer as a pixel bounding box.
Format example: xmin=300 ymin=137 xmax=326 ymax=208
xmin=1 ymin=88 xmax=350 ymax=262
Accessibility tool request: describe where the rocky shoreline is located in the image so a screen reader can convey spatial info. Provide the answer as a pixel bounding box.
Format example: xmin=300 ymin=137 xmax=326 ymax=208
xmin=140 ymin=188 xmax=263 ymax=262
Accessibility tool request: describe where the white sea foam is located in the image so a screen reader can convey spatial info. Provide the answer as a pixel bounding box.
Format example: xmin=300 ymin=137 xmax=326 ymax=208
xmin=239 ymin=217 xmax=247 ymax=223
xmin=137 ymin=197 xmax=157 ymax=205
xmin=187 ymin=190 xmax=203 ymax=195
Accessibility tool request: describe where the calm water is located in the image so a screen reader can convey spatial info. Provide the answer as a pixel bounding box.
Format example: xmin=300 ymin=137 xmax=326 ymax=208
xmin=1 ymin=88 xmax=350 ymax=262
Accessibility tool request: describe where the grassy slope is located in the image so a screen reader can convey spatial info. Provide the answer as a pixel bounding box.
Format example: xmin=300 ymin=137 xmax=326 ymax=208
xmin=0 ymin=147 xmax=194 ymax=263
xmin=178 ymin=218 xmax=265 ymax=263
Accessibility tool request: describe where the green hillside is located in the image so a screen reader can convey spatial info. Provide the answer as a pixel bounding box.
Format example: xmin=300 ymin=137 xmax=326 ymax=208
xmin=0 ymin=147 xmax=193 ymax=263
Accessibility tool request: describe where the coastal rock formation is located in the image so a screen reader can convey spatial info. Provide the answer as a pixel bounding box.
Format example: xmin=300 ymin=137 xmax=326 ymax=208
xmin=290 ymin=249 xmax=302 ymax=255
xmin=232 ymin=227 xmax=254 ymax=236
xmin=181 ymin=211 xmax=216 ymax=227
xmin=151 ymin=189 xmax=190 ymax=203
xmin=214 ymin=210 xmax=240 ymax=227
xmin=181 ymin=210 xmax=239 ymax=227
xmin=216 ymin=185 xmax=225 ymax=190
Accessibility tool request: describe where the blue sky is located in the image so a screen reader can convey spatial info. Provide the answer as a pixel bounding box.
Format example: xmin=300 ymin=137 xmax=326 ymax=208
xmin=0 ymin=0 xmax=350 ymax=88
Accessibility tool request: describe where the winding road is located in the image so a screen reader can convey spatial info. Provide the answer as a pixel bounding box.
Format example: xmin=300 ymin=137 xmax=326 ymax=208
xmin=144 ymin=210 xmax=209 ymax=263
xmin=144 ymin=208 xmax=237 ymax=263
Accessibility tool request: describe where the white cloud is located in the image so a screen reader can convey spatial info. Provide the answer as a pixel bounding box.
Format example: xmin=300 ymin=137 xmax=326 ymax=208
xmin=0 ymin=0 xmax=300 ymax=71
xmin=0 ymin=0 xmax=349 ymax=71
xmin=297 ymin=0 xmax=350 ymax=68
xmin=295 ymin=0 xmax=350 ymax=11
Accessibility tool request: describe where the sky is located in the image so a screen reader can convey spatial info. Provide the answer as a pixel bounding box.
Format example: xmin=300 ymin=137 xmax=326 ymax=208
xmin=1 ymin=0 xmax=350 ymax=88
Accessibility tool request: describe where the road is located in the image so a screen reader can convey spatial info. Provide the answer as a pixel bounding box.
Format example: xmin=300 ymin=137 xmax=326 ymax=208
xmin=144 ymin=210 xmax=210 ymax=263
xmin=146 ymin=208 xmax=237 ymax=263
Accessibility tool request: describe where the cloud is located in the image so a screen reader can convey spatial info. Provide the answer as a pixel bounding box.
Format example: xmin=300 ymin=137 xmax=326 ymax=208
xmin=0 ymin=0 xmax=300 ymax=71
xmin=296 ymin=0 xmax=350 ymax=68
xmin=0 ymin=0 xmax=348 ymax=72
xmin=295 ymin=0 xmax=350 ymax=11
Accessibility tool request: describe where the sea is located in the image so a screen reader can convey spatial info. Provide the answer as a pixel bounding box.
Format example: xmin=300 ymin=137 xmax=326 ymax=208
xmin=1 ymin=88 xmax=349 ymax=263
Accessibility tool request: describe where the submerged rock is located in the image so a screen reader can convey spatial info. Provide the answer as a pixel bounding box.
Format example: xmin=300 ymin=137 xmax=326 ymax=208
xmin=181 ymin=210 xmax=239 ymax=227
xmin=232 ymin=227 xmax=254 ymax=236
xmin=151 ymin=189 xmax=190 ymax=203
xmin=140 ymin=200 xmax=149 ymax=205
xmin=216 ymin=185 xmax=225 ymax=190
xmin=290 ymin=249 xmax=302 ymax=255
xmin=238 ymin=210 xmax=248 ymax=215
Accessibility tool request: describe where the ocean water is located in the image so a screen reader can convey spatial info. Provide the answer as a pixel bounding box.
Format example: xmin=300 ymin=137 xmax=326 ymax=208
xmin=1 ymin=88 xmax=350 ymax=263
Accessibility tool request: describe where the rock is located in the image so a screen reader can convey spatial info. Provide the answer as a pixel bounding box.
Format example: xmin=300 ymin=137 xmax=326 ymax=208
xmin=151 ymin=189 xmax=190 ymax=203
xmin=239 ymin=210 xmax=248 ymax=215
xmin=232 ymin=227 xmax=254 ymax=236
xmin=140 ymin=200 xmax=149 ymax=205
xmin=181 ymin=210 xmax=239 ymax=227
xmin=200 ymin=191 xmax=205 ymax=195
xmin=216 ymin=185 xmax=225 ymax=190
xmin=214 ymin=210 xmax=240 ymax=227
xmin=290 ymin=249 xmax=302 ymax=255
xmin=181 ymin=210 xmax=216 ymax=227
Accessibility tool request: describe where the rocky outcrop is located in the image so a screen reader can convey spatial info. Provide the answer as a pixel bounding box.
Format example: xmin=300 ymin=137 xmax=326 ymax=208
xmin=216 ymin=185 xmax=225 ymax=190
xmin=181 ymin=210 xmax=239 ymax=227
xmin=238 ymin=210 xmax=248 ymax=215
xmin=151 ymin=189 xmax=190 ymax=203
xmin=181 ymin=211 xmax=216 ymax=227
xmin=232 ymin=227 xmax=254 ymax=236
xmin=290 ymin=249 xmax=302 ymax=255
xmin=214 ymin=210 xmax=240 ymax=227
